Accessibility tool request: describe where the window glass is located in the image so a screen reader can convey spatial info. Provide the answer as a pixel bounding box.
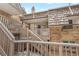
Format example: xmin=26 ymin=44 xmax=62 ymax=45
xmin=68 ymin=20 xmax=73 ymax=24
xmin=70 ymin=41 xmax=75 ymax=43
xmin=63 ymin=41 xmax=68 ymax=43
xmin=63 ymin=40 xmax=75 ymax=43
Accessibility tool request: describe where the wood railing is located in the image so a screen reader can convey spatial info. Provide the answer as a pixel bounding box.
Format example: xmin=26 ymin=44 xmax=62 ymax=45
xmin=27 ymin=28 xmax=44 ymax=41
xmin=23 ymin=28 xmax=46 ymax=55
xmin=0 ymin=21 xmax=15 ymax=56
xmin=31 ymin=28 xmax=50 ymax=41
xmin=0 ymin=18 xmax=22 ymax=34
xmin=0 ymin=45 xmax=7 ymax=56
xmin=14 ymin=40 xmax=79 ymax=56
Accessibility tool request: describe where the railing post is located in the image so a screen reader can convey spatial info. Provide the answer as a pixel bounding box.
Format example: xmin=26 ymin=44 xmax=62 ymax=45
xmin=9 ymin=41 xmax=14 ymax=56
xmin=59 ymin=45 xmax=63 ymax=56
xmin=27 ymin=43 xmax=30 ymax=56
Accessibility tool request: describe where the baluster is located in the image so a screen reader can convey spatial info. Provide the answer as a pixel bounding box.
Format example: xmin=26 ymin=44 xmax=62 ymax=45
xmin=36 ymin=44 xmax=41 ymax=54
xmin=45 ymin=44 xmax=47 ymax=56
xmin=7 ymin=39 xmax=9 ymax=55
xmin=33 ymin=43 xmax=36 ymax=55
xmin=59 ymin=45 xmax=63 ymax=56
xmin=30 ymin=43 xmax=32 ymax=53
xmin=65 ymin=46 xmax=67 ymax=56
xmin=18 ymin=43 xmax=19 ymax=53
xmin=70 ymin=46 xmax=73 ymax=56
xmin=47 ymin=44 xmax=49 ymax=56
xmin=22 ymin=43 xmax=24 ymax=52
xmin=19 ymin=43 xmax=21 ymax=52
xmin=7 ymin=38 xmax=9 ymax=55
xmin=49 ymin=45 xmax=52 ymax=56
xmin=2 ymin=32 xmax=4 ymax=50
xmin=76 ymin=46 xmax=78 ymax=56
xmin=4 ymin=35 xmax=6 ymax=54
xmin=53 ymin=45 xmax=55 ymax=56
xmin=9 ymin=41 xmax=14 ymax=56
xmin=40 ymin=44 xmax=43 ymax=56
xmin=27 ymin=43 xmax=30 ymax=56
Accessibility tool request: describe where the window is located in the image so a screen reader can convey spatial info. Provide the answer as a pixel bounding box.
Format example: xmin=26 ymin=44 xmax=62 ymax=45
xmin=37 ymin=25 xmax=41 ymax=28
xmin=63 ymin=41 xmax=68 ymax=43
xmin=62 ymin=20 xmax=73 ymax=30
xmin=69 ymin=20 xmax=72 ymax=24
xmin=70 ymin=41 xmax=75 ymax=43
xmin=63 ymin=40 xmax=75 ymax=43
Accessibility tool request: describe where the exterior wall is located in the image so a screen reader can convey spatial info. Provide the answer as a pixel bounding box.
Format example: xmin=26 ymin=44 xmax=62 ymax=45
xmin=11 ymin=15 xmax=22 ymax=23
xmin=50 ymin=26 xmax=62 ymax=42
xmin=50 ymin=25 xmax=79 ymax=42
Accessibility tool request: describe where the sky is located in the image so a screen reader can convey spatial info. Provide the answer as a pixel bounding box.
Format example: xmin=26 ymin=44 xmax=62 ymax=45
xmin=21 ymin=3 xmax=79 ymax=14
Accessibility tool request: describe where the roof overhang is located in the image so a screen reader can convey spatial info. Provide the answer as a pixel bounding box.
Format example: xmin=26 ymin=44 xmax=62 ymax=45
xmin=0 ymin=3 xmax=23 ymax=15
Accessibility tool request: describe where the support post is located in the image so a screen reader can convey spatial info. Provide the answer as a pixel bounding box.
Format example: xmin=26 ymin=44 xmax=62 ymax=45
xmin=27 ymin=43 xmax=30 ymax=56
xmin=9 ymin=41 xmax=14 ymax=56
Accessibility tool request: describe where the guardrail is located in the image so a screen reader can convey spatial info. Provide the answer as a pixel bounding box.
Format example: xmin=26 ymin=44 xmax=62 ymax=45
xmin=30 ymin=28 xmax=50 ymax=41
xmin=14 ymin=40 xmax=79 ymax=56
xmin=0 ymin=21 xmax=15 ymax=56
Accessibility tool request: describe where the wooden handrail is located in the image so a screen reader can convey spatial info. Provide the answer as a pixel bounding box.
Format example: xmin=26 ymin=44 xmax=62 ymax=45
xmin=30 ymin=28 xmax=50 ymax=41
xmin=14 ymin=40 xmax=79 ymax=56
xmin=0 ymin=46 xmax=7 ymax=56
xmin=14 ymin=40 xmax=79 ymax=46
xmin=0 ymin=21 xmax=15 ymax=56
xmin=0 ymin=21 xmax=15 ymax=40
xmin=27 ymin=28 xmax=43 ymax=41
